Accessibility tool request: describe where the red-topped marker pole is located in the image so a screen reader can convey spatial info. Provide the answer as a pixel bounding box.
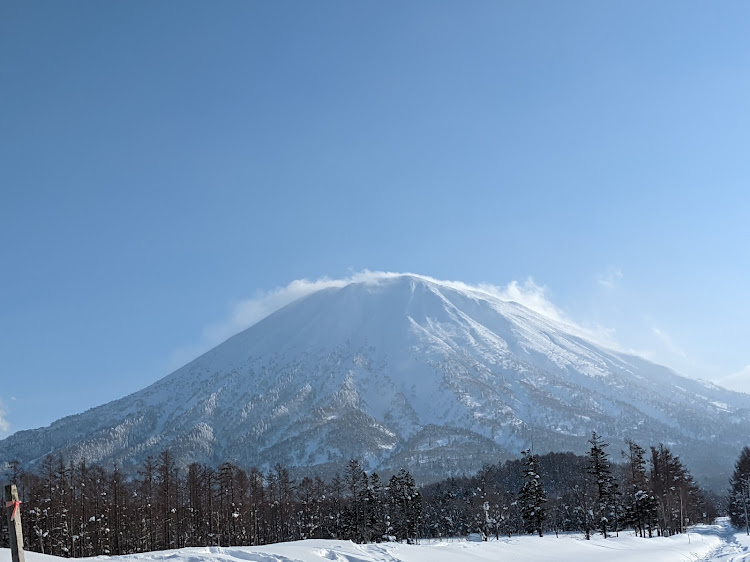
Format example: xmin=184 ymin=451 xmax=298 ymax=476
xmin=4 ymin=484 xmax=25 ymax=562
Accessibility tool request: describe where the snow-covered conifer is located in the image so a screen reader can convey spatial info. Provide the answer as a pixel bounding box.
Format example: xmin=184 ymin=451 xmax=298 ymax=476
xmin=730 ymin=447 xmax=750 ymax=533
xmin=518 ymin=449 xmax=547 ymax=537
xmin=586 ymin=432 xmax=619 ymax=539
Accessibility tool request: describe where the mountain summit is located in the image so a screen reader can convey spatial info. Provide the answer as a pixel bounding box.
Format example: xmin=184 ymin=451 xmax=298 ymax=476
xmin=2 ymin=274 xmax=748 ymax=487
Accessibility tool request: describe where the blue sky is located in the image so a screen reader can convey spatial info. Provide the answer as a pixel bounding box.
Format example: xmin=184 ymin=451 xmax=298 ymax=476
xmin=2 ymin=1 xmax=749 ymax=438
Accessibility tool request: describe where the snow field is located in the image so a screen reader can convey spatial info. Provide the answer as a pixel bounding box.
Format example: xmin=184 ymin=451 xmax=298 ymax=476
xmin=8 ymin=524 xmax=730 ymax=562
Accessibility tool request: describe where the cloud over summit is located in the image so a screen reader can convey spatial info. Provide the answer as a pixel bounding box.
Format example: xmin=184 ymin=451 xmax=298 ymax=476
xmin=162 ymin=271 xmax=749 ymax=397
xmin=200 ymin=271 xmax=578 ymax=348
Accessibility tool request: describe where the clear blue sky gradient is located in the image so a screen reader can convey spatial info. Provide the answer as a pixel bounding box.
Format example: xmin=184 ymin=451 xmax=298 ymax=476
xmin=2 ymin=1 xmax=749 ymax=437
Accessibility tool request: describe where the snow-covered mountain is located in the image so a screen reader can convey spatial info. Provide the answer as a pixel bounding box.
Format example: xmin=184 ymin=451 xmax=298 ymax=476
xmin=2 ymin=274 xmax=748 ymax=488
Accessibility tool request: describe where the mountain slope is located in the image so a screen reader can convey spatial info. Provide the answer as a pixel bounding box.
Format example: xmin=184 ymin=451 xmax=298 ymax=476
xmin=2 ymin=274 xmax=748 ymax=487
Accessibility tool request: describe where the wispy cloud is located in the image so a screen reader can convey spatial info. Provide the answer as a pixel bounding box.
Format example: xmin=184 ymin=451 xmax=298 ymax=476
xmin=169 ymin=271 xmax=398 ymax=369
xmin=597 ymin=266 xmax=623 ymax=290
xmin=714 ymin=365 xmax=750 ymax=394
xmin=651 ymin=326 xmax=690 ymax=361
xmin=478 ymin=278 xmax=567 ymax=322
xmin=0 ymin=398 xmax=10 ymax=434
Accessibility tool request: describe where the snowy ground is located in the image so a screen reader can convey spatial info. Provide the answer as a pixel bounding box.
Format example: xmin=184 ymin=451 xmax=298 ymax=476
xmin=704 ymin=519 xmax=750 ymax=562
xmin=7 ymin=519 xmax=750 ymax=562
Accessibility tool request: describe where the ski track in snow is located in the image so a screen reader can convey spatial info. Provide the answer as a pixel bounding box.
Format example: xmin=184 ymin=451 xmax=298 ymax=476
xmin=692 ymin=519 xmax=750 ymax=562
xmin=9 ymin=519 xmax=750 ymax=562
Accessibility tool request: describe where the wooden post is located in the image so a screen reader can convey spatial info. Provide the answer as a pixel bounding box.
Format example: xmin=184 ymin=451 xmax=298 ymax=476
xmin=5 ymin=484 xmax=26 ymax=562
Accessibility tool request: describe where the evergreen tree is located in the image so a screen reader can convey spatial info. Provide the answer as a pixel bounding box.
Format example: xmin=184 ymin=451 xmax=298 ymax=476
xmin=387 ymin=469 xmax=422 ymax=543
xmin=649 ymin=444 xmax=695 ymax=536
xmin=622 ymin=439 xmax=658 ymax=537
xmin=518 ymin=449 xmax=547 ymax=537
xmin=296 ymin=476 xmax=315 ymax=539
xmin=368 ymin=472 xmax=386 ymax=541
xmin=586 ymin=432 xmax=619 ymax=538
xmin=729 ymin=446 xmax=750 ymax=533
xmin=342 ymin=459 xmax=367 ymax=542
xmin=327 ymin=473 xmax=345 ymax=539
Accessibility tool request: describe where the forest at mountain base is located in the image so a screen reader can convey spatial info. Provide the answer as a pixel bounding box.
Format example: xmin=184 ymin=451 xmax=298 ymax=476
xmin=4 ymin=432 xmax=741 ymax=558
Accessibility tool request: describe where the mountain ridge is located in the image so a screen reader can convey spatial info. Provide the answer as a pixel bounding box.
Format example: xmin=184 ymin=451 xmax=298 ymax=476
xmin=2 ymin=273 xmax=747 ymax=489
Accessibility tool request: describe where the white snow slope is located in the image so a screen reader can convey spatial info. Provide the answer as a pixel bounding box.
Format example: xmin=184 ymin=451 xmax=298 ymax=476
xmin=2 ymin=274 xmax=750 ymax=487
xmin=6 ymin=519 xmax=748 ymax=562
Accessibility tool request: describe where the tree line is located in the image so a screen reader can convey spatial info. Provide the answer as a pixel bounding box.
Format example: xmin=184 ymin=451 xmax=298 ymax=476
xmin=422 ymin=433 xmax=718 ymax=541
xmin=1 ymin=433 xmax=721 ymax=557
xmin=1 ymin=453 xmax=421 ymax=556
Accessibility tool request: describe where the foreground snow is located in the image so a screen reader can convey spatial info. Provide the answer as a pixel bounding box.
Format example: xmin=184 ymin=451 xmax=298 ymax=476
xmin=8 ymin=520 xmax=750 ymax=562
xmin=705 ymin=520 xmax=750 ymax=561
